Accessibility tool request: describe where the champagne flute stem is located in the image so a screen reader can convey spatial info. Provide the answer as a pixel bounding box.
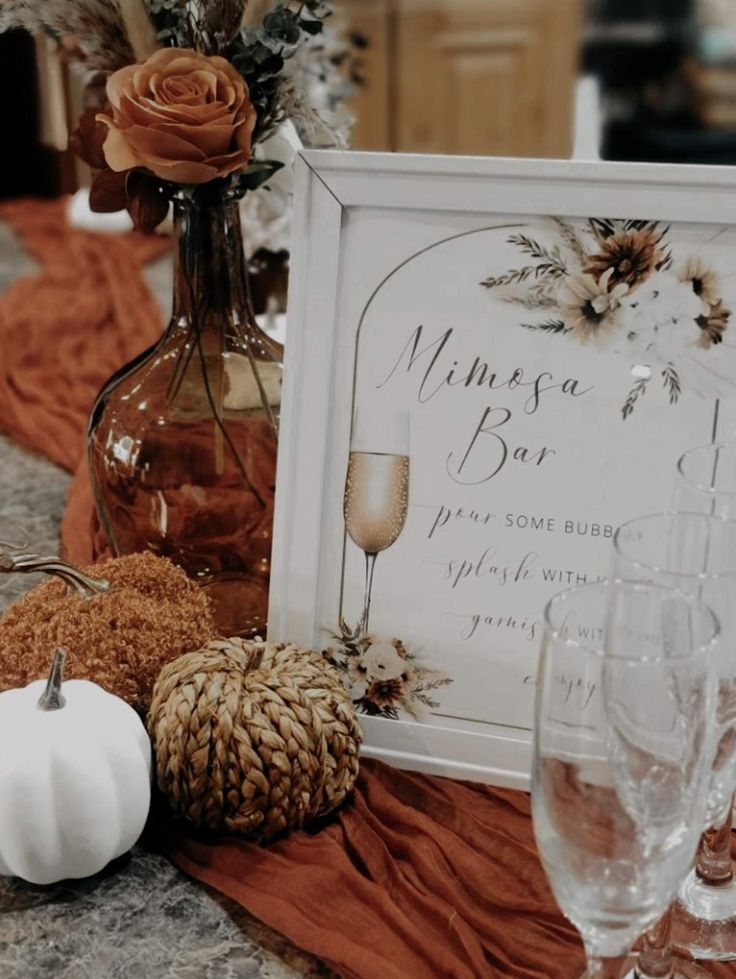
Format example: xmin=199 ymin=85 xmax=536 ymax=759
xmin=585 ymin=954 xmax=628 ymax=978
xmin=634 ymin=906 xmax=674 ymax=979
xmin=359 ymin=552 xmax=378 ymax=636
xmin=696 ymin=792 xmax=735 ymax=886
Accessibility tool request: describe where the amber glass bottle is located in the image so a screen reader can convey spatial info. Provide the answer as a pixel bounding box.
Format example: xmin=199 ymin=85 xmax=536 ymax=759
xmin=88 ymin=187 xmax=283 ymax=636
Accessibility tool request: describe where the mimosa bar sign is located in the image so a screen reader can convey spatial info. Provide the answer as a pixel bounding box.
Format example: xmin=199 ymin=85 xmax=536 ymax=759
xmin=270 ymin=152 xmax=736 ymax=786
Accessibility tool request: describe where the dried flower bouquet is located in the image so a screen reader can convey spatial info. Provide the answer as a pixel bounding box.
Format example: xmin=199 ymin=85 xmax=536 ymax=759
xmin=0 ymin=0 xmax=339 ymax=227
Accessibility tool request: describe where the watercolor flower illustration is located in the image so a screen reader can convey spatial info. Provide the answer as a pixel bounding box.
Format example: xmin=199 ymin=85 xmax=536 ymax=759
xmin=325 ymin=634 xmax=452 ymax=721
xmin=558 ymin=268 xmax=629 ymax=344
xmin=585 ymin=226 xmax=665 ymax=287
xmin=480 ymin=218 xmax=733 ymax=418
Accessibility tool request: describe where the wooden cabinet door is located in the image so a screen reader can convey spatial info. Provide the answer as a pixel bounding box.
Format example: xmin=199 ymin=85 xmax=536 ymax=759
xmin=396 ymin=0 xmax=583 ymax=158
xmin=342 ymin=0 xmax=583 ymax=158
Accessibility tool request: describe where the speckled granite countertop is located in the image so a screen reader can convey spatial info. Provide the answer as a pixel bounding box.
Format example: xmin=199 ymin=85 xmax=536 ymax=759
xmin=0 ymin=218 xmax=331 ymax=979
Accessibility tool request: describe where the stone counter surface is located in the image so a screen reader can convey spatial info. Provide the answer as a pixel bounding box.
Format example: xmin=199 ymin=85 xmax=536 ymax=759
xmin=0 ymin=219 xmax=330 ymax=979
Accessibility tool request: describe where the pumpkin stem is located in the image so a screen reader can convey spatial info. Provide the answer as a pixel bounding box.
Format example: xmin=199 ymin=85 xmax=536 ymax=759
xmin=37 ymin=648 xmax=67 ymax=711
xmin=0 ymin=550 xmax=110 ymax=600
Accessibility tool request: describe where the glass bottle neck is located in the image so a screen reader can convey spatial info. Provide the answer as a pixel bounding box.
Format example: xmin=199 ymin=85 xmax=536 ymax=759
xmin=171 ymin=195 xmax=250 ymax=329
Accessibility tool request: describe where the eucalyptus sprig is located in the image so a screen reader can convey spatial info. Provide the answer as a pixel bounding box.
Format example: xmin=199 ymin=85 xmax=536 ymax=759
xmin=228 ymin=1 xmax=332 ymax=140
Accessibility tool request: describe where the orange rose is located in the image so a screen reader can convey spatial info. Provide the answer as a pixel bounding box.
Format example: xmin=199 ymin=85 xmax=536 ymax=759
xmin=98 ymin=47 xmax=257 ymax=185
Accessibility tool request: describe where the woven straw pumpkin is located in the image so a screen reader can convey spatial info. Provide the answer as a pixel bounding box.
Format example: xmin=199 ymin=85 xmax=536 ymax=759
xmin=148 ymin=638 xmax=362 ymax=842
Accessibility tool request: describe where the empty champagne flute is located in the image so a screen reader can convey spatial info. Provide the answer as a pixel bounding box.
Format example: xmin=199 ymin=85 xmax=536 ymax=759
xmin=671 ymin=441 xmax=736 ymax=960
xmin=614 ymin=511 xmax=736 ymax=973
xmin=676 ymin=441 xmax=736 ymax=519
xmin=532 ymin=580 xmax=718 ymax=979
xmin=341 ymin=409 xmax=410 ymax=639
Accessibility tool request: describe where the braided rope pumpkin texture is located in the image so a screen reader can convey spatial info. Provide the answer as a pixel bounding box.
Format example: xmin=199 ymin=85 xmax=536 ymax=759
xmin=148 ymin=638 xmax=363 ymax=841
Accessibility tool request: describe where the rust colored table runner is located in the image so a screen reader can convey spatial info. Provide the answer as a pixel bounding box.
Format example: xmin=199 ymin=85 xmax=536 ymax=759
xmin=0 ymin=198 xmax=733 ymax=979
xmin=0 ymin=197 xmax=167 ymax=566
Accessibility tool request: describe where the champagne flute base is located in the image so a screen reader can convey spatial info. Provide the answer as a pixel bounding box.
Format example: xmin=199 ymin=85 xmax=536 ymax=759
xmin=620 ymin=959 xmax=713 ymax=979
xmin=673 ymin=871 xmax=736 ymax=961
xmin=578 ymin=955 xmax=635 ymax=979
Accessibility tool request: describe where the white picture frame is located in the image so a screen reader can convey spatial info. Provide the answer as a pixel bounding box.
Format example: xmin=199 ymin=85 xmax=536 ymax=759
xmin=269 ymin=150 xmax=736 ymax=789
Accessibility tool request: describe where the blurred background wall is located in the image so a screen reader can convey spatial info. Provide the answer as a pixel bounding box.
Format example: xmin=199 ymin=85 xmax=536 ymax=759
xmin=2 ymin=0 xmax=736 ymax=200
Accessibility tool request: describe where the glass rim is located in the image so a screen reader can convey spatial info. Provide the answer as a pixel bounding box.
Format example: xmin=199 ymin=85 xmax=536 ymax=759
xmin=677 ymin=440 xmax=736 ymax=498
xmin=544 ymin=578 xmax=720 ymax=664
xmin=613 ymin=510 xmax=736 ymax=582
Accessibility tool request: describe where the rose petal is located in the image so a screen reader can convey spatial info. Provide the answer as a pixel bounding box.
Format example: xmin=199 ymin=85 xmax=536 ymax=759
xmin=154 ymin=72 xmax=214 ymax=106
xmin=141 ymin=159 xmax=222 ymax=184
xmin=200 ymin=148 xmax=252 ymax=177
xmin=118 ymin=92 xmax=234 ymax=130
xmin=150 ymin=121 xmax=236 ymax=156
xmin=139 ymin=47 xmax=198 ymax=69
xmin=233 ymin=105 xmax=257 ymax=154
xmin=132 ymin=61 xmax=158 ymax=98
xmin=106 ymin=64 xmax=138 ymax=110
xmin=100 ymin=122 xmax=141 ymax=172
xmin=147 ymin=149 xmax=250 ymax=183
xmin=208 ymin=55 xmax=245 ymax=85
xmin=122 ymin=125 xmax=207 ymax=162
xmin=150 ymin=104 xmax=233 ymax=125
xmin=215 ymin=79 xmax=239 ymax=109
xmin=186 ymin=70 xmax=219 ymax=99
xmin=138 ymin=98 xmax=234 ymax=124
xmin=160 ymin=54 xmax=211 ymax=78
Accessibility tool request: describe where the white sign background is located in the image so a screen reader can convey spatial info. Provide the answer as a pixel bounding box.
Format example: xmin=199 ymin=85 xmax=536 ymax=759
xmin=270 ymin=152 xmax=736 ymax=787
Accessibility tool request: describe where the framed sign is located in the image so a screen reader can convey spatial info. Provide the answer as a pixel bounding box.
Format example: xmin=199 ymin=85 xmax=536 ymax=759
xmin=269 ymin=150 xmax=736 ymax=788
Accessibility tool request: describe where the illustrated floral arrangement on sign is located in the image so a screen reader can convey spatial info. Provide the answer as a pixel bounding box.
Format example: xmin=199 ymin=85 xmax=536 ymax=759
xmin=325 ymin=634 xmax=453 ymax=721
xmin=480 ymin=218 xmax=734 ymax=418
xmin=0 ymin=0 xmax=349 ymax=230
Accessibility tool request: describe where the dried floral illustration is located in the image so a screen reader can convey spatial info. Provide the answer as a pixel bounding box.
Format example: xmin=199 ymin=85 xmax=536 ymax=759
xmin=325 ymin=634 xmax=452 ymax=721
xmin=481 ymin=217 xmax=734 ymax=418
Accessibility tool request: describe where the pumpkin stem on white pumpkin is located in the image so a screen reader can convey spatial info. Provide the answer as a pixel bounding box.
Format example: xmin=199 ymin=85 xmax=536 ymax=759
xmin=37 ymin=648 xmax=67 ymax=712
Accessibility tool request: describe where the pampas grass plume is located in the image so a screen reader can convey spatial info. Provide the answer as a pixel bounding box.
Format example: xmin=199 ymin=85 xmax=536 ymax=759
xmin=0 ymin=0 xmax=134 ymax=73
xmin=119 ymin=0 xmax=158 ymax=60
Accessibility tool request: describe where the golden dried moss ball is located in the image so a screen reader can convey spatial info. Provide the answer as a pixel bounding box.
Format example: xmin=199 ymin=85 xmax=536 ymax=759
xmin=0 ymin=552 xmax=218 ymax=713
xmin=148 ymin=638 xmax=363 ymax=842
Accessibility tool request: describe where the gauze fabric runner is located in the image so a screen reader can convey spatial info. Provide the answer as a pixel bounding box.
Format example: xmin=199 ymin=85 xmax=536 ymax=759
xmin=152 ymin=760 xmax=586 ymax=979
xmin=0 ymin=198 xmax=166 ymax=565
xmin=1 ymin=199 xmax=733 ymax=979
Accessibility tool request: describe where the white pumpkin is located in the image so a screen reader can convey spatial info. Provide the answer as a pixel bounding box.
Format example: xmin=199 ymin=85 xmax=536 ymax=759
xmin=0 ymin=648 xmax=152 ymax=885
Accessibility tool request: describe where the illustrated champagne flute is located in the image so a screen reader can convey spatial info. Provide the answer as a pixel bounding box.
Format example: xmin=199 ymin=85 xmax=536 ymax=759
xmin=342 ymin=409 xmax=410 ymax=639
